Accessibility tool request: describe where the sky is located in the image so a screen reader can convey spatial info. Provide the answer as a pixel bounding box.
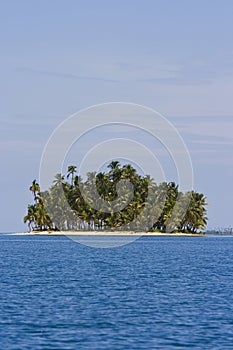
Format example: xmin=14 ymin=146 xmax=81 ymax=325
xmin=0 ymin=0 xmax=233 ymax=232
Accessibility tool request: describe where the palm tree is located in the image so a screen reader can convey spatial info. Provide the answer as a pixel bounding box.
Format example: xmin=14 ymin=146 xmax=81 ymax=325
xmin=107 ymin=160 xmax=120 ymax=171
xmin=24 ymin=205 xmax=36 ymax=231
xmin=67 ymin=165 xmax=77 ymax=186
xmin=29 ymin=180 xmax=40 ymax=202
xmin=34 ymin=202 xmax=52 ymax=231
xmin=53 ymin=173 xmax=65 ymax=187
xmin=179 ymin=191 xmax=208 ymax=232
xmin=107 ymin=161 xmax=122 ymax=181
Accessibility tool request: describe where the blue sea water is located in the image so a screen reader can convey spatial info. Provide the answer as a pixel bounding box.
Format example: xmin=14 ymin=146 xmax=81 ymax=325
xmin=1 ymin=234 xmax=233 ymax=349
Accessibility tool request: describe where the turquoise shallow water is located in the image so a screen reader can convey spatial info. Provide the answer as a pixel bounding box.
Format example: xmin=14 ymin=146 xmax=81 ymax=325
xmin=1 ymin=234 xmax=233 ymax=349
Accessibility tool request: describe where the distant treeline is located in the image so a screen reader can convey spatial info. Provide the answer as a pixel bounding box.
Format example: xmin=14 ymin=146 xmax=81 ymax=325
xmin=206 ymin=228 xmax=233 ymax=235
xmin=24 ymin=162 xmax=207 ymax=233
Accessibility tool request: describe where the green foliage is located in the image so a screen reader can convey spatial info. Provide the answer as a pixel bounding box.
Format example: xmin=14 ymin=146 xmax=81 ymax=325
xmin=24 ymin=163 xmax=208 ymax=233
xmin=24 ymin=180 xmax=52 ymax=231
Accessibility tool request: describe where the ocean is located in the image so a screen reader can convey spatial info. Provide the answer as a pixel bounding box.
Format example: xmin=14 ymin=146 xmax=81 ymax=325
xmin=1 ymin=234 xmax=233 ymax=349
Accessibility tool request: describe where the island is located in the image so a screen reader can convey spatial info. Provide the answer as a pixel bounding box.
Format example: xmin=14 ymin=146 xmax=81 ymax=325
xmin=24 ymin=162 xmax=207 ymax=235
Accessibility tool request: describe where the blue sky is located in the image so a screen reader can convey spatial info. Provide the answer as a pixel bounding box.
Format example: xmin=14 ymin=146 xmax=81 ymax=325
xmin=0 ymin=0 xmax=233 ymax=231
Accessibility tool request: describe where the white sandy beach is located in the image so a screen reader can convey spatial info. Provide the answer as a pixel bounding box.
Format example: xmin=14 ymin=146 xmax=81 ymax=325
xmin=13 ymin=231 xmax=204 ymax=236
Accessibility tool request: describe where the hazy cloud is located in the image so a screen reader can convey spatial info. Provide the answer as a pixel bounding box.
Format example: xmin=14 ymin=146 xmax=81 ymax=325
xmin=16 ymin=67 xmax=120 ymax=84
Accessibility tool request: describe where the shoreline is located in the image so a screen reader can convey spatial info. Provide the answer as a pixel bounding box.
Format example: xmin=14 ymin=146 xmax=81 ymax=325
xmin=12 ymin=231 xmax=205 ymax=237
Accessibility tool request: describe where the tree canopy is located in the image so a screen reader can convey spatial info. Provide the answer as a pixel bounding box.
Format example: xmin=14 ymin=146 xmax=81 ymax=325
xmin=24 ymin=162 xmax=207 ymax=233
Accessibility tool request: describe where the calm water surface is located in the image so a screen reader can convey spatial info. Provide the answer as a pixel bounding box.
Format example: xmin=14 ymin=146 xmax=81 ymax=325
xmin=1 ymin=235 xmax=233 ymax=349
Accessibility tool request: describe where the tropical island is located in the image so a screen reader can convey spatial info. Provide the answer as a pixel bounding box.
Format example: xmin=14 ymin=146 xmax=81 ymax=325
xmin=24 ymin=162 xmax=207 ymax=235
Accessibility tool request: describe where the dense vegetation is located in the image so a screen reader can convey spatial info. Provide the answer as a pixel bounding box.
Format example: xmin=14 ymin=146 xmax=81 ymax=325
xmin=24 ymin=162 xmax=207 ymax=233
